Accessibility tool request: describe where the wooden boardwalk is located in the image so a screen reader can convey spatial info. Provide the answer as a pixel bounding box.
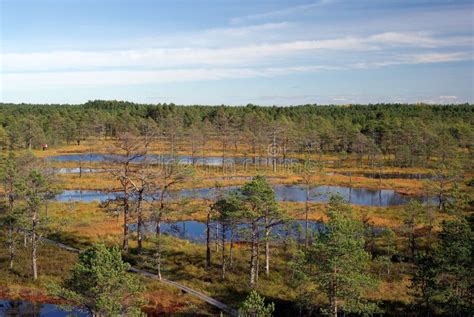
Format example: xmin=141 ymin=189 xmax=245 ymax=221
xmin=34 ymin=234 xmax=238 ymax=316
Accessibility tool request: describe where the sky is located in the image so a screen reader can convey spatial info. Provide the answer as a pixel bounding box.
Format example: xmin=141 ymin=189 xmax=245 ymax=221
xmin=0 ymin=0 xmax=473 ymax=105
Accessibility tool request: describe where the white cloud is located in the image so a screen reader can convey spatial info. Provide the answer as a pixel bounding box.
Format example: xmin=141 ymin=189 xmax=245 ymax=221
xmin=3 ymin=49 xmax=472 ymax=91
xmin=438 ymin=95 xmax=458 ymax=100
xmin=368 ymin=32 xmax=473 ymax=48
xmin=409 ymin=52 xmax=473 ymax=64
xmin=139 ymin=22 xmax=294 ymax=48
xmin=1 ymin=37 xmax=372 ymax=72
xmin=230 ymin=1 xmax=335 ymax=24
xmin=368 ymin=32 xmax=439 ymax=48
xmin=2 ymin=66 xmax=334 ymax=89
xmin=3 ymin=31 xmax=470 ymax=73
xmin=353 ymin=52 xmax=473 ymax=69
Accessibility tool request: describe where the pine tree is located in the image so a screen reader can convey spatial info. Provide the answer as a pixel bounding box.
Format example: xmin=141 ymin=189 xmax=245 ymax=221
xmin=16 ymin=170 xmax=53 ymax=280
xmin=305 ymin=196 xmax=380 ymax=316
xmin=50 ymin=244 xmax=145 ymax=316
xmin=238 ymin=290 xmax=274 ymax=317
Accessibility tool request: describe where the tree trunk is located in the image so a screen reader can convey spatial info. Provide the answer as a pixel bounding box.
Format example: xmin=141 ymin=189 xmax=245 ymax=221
xmin=221 ymin=224 xmax=226 ymax=280
xmin=331 ymin=265 xmax=337 ymax=317
xmin=122 ymin=194 xmax=129 ymax=251
xmin=156 ymin=226 xmax=162 ymax=281
xmin=191 ymin=140 xmax=196 ymax=166
xmin=136 ymin=194 xmax=144 ymax=254
xmin=410 ymin=225 xmax=416 ymax=261
xmin=438 ymin=192 xmax=445 ymax=211
xmin=256 ymin=233 xmax=260 ymax=285
xmin=305 ymin=185 xmax=310 ymax=249
xmin=8 ymin=225 xmax=14 ymax=270
xmin=32 ymin=208 xmax=38 ymax=280
xmin=156 ymin=211 xmax=162 ymax=236
xmin=122 ymin=157 xmax=132 ymax=251
xmin=221 ymin=140 xmax=226 ymax=174
xmin=229 ymin=227 xmax=234 ymax=267
xmin=249 ymin=222 xmax=257 ymax=288
xmin=215 ymin=222 xmax=219 ymax=252
xmin=8 ymin=190 xmax=14 ymax=213
xmin=206 ymin=211 xmax=211 ymax=268
xmin=265 ymin=226 xmax=270 ymax=276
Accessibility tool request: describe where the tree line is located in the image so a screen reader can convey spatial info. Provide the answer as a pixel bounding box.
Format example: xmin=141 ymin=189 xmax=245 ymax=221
xmin=0 ymin=101 xmax=472 ymax=168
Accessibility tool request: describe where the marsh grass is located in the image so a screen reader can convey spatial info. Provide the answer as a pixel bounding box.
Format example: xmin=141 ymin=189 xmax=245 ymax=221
xmin=2 ymin=141 xmax=470 ymax=316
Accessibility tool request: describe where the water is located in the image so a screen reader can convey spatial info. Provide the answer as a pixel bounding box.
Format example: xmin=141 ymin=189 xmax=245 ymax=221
xmin=129 ymin=220 xmax=386 ymax=243
xmin=273 ymin=185 xmax=412 ymax=206
xmin=0 ymin=300 xmax=87 ymax=316
xmin=46 ymin=154 xmax=299 ymax=166
xmin=129 ymin=220 xmax=327 ymax=243
xmin=55 ymin=185 xmax=431 ymax=207
xmin=46 ymin=153 xmax=111 ymax=163
xmin=57 ymin=167 xmax=104 ymax=174
xmin=55 ymin=190 xmax=118 ymax=202
xmin=339 ymin=172 xmax=432 ymax=180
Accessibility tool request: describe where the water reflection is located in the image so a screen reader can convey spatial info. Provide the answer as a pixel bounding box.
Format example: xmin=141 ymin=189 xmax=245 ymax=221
xmin=56 ymin=185 xmax=431 ymax=207
xmin=0 ymin=300 xmax=86 ymax=317
xmin=47 ymin=154 xmax=299 ymax=166
xmin=129 ymin=220 xmax=385 ymax=244
xmin=57 ymin=168 xmax=104 ymax=174
xmin=129 ymin=220 xmax=326 ymax=243
xmin=338 ymin=172 xmax=432 ymax=180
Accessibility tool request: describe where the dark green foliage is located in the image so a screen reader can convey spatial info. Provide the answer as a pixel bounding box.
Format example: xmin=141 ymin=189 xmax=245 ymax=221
xmin=238 ymin=290 xmax=275 ymax=317
xmin=0 ymin=102 xmax=472 ymax=168
xmin=435 ymin=219 xmax=473 ymax=315
xmin=50 ymin=243 xmax=145 ymax=316
xmin=410 ymin=218 xmax=473 ymax=316
xmin=410 ymin=253 xmax=438 ymax=316
xmin=234 ymin=176 xmax=289 ymax=286
xmin=239 ymin=175 xmax=279 ymax=219
xmin=293 ymin=196 xmax=380 ymax=316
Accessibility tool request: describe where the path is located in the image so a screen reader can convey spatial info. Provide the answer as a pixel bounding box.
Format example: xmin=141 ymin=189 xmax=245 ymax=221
xmin=31 ymin=233 xmax=238 ymax=316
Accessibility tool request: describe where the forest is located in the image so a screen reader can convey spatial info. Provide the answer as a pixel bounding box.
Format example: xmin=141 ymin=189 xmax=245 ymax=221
xmin=0 ymin=101 xmax=472 ymax=316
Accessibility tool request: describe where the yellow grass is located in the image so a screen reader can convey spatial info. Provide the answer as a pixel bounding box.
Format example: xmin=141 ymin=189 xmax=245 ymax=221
xmin=3 ymin=140 xmax=471 ymax=315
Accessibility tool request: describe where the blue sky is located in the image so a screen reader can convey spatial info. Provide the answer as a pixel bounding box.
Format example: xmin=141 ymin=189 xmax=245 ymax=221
xmin=1 ymin=0 xmax=473 ymax=105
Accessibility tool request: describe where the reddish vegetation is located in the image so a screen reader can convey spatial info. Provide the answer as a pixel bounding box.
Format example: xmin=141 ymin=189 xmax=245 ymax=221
xmin=142 ymin=290 xmax=187 ymax=316
xmin=0 ymin=286 xmax=63 ymax=305
xmin=0 ymin=286 xmax=190 ymax=315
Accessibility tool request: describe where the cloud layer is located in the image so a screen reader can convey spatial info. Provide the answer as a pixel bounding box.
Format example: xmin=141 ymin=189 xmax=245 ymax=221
xmin=3 ymin=30 xmax=472 ymax=77
xmin=1 ymin=0 xmax=472 ymax=104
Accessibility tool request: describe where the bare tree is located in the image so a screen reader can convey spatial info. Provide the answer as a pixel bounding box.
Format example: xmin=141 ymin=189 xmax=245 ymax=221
xmin=297 ymin=156 xmax=324 ymax=249
xmin=17 ymin=170 xmax=53 ymax=280
xmin=151 ymin=159 xmax=193 ymax=280
xmin=203 ymin=183 xmax=223 ymax=268
xmin=215 ymin=108 xmax=234 ymax=174
xmin=424 ymin=160 xmax=463 ymax=211
xmin=128 ymin=162 xmax=156 ymax=254
xmin=107 ymin=132 xmax=148 ymax=251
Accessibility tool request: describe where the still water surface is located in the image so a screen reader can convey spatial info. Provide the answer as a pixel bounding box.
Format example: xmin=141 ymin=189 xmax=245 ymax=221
xmin=338 ymin=172 xmax=432 ymax=180
xmin=129 ymin=220 xmax=384 ymax=243
xmin=129 ymin=220 xmax=325 ymax=243
xmin=47 ymin=153 xmax=298 ymax=166
xmin=0 ymin=300 xmax=86 ymax=317
xmin=55 ymin=185 xmax=425 ymax=207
